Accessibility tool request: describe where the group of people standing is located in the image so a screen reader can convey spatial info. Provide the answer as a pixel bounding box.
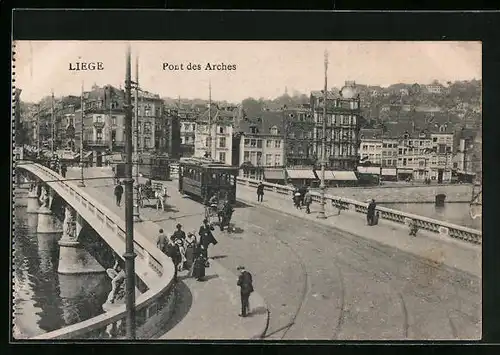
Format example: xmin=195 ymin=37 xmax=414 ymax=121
xmin=157 ymin=220 xmax=218 ymax=282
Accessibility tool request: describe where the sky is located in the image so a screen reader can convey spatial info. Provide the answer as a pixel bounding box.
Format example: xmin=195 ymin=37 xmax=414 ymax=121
xmin=14 ymin=41 xmax=481 ymax=103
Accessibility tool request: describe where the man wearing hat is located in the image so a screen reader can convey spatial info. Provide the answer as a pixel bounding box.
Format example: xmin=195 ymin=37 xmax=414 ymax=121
xmin=171 ymin=224 xmax=187 ymax=271
xmin=199 ymin=219 xmax=218 ymax=257
xmin=237 ymin=266 xmax=254 ymax=317
xmin=171 ymin=223 xmax=186 ymax=244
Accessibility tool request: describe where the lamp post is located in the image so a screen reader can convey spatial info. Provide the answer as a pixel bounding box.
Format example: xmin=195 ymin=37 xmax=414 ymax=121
xmin=78 ymin=82 xmax=86 ymax=187
xmin=51 ymin=90 xmax=55 ymax=154
xmin=282 ymin=105 xmax=288 ymax=186
xmin=36 ymin=104 xmax=41 ymax=160
xmin=132 ymin=55 xmax=141 ymax=222
xmin=123 ymin=44 xmax=137 ymax=339
xmin=317 ymin=50 xmax=328 ymax=220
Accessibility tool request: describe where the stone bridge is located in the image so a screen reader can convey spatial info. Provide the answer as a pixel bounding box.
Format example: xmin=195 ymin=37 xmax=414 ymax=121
xmin=15 ymin=162 xmax=177 ymax=339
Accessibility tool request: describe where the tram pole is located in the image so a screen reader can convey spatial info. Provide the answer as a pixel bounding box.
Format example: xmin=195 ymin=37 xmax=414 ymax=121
xmin=124 ymin=44 xmax=137 ymax=339
xmin=317 ymin=50 xmax=328 ymax=220
xmin=133 ymin=55 xmax=141 ymax=222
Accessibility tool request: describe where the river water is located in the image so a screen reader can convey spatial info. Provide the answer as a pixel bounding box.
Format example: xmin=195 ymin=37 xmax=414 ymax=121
xmin=12 ymin=202 xmax=111 ymax=339
xmin=382 ymin=202 xmax=481 ymax=230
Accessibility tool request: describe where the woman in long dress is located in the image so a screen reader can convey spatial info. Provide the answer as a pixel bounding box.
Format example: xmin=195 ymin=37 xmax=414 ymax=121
xmin=192 ymin=245 xmax=207 ymax=281
xmin=184 ymin=231 xmax=197 ymax=271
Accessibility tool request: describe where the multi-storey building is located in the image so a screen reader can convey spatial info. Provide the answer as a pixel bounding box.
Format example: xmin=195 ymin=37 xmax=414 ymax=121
xmin=285 ymin=105 xmax=316 ymax=167
xmin=136 ymin=90 xmax=164 ymax=152
xmin=178 ymin=108 xmax=198 ymax=157
xmin=396 ymin=130 xmax=434 ymax=181
xmin=194 ymin=105 xmax=235 ymax=165
xmin=359 ymin=129 xmax=383 ymax=165
xmin=163 ymin=107 xmax=181 ymax=159
xmin=233 ymin=111 xmax=285 ymax=181
xmin=428 ymin=130 xmax=454 ymax=183
xmin=309 ymin=82 xmax=361 ymax=171
xmin=381 ymin=138 xmax=399 ymax=168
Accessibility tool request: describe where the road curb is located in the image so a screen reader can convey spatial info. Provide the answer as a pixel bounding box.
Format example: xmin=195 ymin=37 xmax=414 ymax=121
xmin=237 ymin=196 xmax=480 ymax=278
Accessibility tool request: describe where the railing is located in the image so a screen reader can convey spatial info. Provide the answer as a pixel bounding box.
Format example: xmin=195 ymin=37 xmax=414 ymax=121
xmin=234 ymin=176 xmax=482 ymax=245
xmin=19 ymin=162 xmax=177 ymax=339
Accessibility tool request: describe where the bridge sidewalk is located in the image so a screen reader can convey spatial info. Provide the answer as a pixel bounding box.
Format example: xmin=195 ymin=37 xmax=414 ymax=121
xmin=236 ymin=184 xmax=481 ymax=278
xmin=66 ymin=168 xmax=269 ymax=340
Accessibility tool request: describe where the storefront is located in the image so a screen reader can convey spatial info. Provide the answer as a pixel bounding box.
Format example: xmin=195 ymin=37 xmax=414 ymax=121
xmin=286 ymin=169 xmax=317 ymax=187
xmin=381 ymin=168 xmax=397 ymax=182
xmin=357 ymin=166 xmax=381 ymax=185
xmin=327 ymin=170 xmax=358 ymax=187
xmin=397 ymin=168 xmax=413 ymax=182
xmin=263 ymin=168 xmax=286 ymax=185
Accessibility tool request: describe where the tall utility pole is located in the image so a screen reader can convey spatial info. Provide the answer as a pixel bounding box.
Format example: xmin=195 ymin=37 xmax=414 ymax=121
xmin=36 ymin=104 xmax=41 ymax=159
xmin=51 ymin=90 xmax=55 ymax=154
xmin=282 ymin=105 xmax=288 ymax=185
xmin=207 ymin=80 xmax=212 ymax=158
xmin=133 ymin=55 xmax=141 ymax=222
xmin=78 ymin=82 xmax=85 ymax=187
xmin=317 ymin=50 xmax=328 ymax=220
xmin=124 ymin=44 xmax=137 ymax=339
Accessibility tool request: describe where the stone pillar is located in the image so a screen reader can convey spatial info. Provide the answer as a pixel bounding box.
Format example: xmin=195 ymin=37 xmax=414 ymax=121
xmin=57 ymin=207 xmax=105 ymax=274
xmin=36 ymin=187 xmax=62 ymax=234
xmin=26 ymin=182 xmax=40 ymax=214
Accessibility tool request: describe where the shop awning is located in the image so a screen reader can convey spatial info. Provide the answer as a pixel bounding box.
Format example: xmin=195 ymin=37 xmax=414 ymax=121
xmin=397 ymin=168 xmax=413 ymax=174
xmin=381 ymin=168 xmax=397 ymax=176
xmin=357 ymin=166 xmax=381 ymax=175
xmin=264 ymin=169 xmax=285 ymax=180
xmin=457 ymin=170 xmax=476 ymax=176
xmin=331 ymin=171 xmax=358 ymax=181
xmin=286 ymin=169 xmax=316 ymax=180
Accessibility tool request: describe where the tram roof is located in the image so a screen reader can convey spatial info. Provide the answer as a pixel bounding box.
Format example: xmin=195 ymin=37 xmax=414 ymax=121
xmin=179 ymin=157 xmax=238 ymax=169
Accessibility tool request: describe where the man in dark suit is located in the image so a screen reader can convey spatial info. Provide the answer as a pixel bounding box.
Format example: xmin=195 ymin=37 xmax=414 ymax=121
xmin=199 ymin=219 xmax=218 ymax=257
xmin=256 ymin=182 xmax=264 ymax=202
xmin=237 ymin=266 xmax=254 ymax=317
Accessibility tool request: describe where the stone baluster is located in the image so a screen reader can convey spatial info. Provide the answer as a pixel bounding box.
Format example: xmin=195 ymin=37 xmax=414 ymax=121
xmin=57 ymin=206 xmax=105 ymax=274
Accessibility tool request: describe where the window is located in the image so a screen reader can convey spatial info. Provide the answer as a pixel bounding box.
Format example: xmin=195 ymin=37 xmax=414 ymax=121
xmin=219 ymin=126 xmax=225 ymax=134
xmin=398 ymin=148 xmax=403 ymax=154
xmin=250 ymin=139 xmax=257 ymax=147
xmin=265 ymin=154 xmax=272 ymax=166
xmin=408 ymin=140 xmax=413 ymax=146
xmin=205 ymin=137 xmax=210 ymax=147
xmin=266 ymin=140 xmax=272 ymax=148
xmin=403 ymin=158 xmax=407 ymax=166
xmin=362 ymin=146 xmax=368 ymax=151
xmin=219 ymin=137 xmax=226 ymax=148
xmin=275 ymin=140 xmax=281 ymax=148
xmin=95 ymin=115 xmax=104 ymax=123
xmin=181 ymin=137 xmax=185 ymax=145
xmin=250 ymin=127 xmax=258 ymax=134
xmin=144 ymin=122 xmax=152 ymax=134
xmin=96 ymin=128 xmax=103 ymax=141
xmin=112 ymin=116 xmax=117 ymax=125
xmin=383 ymin=143 xmax=387 ymax=148
xmin=244 ymin=139 xmax=250 ymax=147
xmin=219 ymin=152 xmax=226 ymax=162
xmin=433 ymin=137 xmax=438 ymax=142
xmin=144 ymin=137 xmax=151 ymax=147
xmin=274 ymin=154 xmax=281 ymax=166
xmin=244 ymin=151 xmax=250 ymax=162
xmin=256 ymin=152 xmax=262 ymax=165
xmin=270 ymin=126 xmax=278 ymax=135
xmin=192 ymin=124 xmax=196 ymax=131
xmin=453 ymin=162 xmax=458 ymax=168
xmin=257 ymin=140 xmax=263 ymax=148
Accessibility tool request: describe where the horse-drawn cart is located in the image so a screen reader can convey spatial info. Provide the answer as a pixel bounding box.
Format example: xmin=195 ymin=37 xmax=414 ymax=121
xmin=137 ymin=182 xmax=168 ymax=210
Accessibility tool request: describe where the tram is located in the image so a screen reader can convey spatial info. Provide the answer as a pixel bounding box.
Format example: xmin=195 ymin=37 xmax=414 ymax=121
xmin=178 ymin=156 xmax=239 ymax=205
xmin=138 ymin=152 xmax=171 ymax=181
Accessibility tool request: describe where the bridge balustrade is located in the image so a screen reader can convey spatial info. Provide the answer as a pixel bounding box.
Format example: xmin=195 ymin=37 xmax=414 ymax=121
xmin=234 ymin=176 xmax=482 ymax=245
xmin=19 ymin=162 xmax=177 ymax=339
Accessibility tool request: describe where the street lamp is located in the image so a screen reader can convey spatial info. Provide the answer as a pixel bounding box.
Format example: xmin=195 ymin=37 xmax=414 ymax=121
xmin=317 ymin=50 xmax=328 ymax=220
xmin=78 ymin=82 xmax=86 ymax=187
xmin=123 ymin=44 xmax=137 ymax=339
xmin=132 ymin=55 xmax=142 ymax=223
xmin=282 ymin=105 xmax=288 ymax=186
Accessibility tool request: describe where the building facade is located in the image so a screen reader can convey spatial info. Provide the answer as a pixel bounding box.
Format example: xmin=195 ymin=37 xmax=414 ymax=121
xmin=285 ymin=106 xmax=316 ymax=167
xmin=310 ymin=82 xmax=361 ymax=171
xmin=194 ymin=105 xmax=235 ymax=165
xmin=179 ymin=109 xmax=197 ymax=157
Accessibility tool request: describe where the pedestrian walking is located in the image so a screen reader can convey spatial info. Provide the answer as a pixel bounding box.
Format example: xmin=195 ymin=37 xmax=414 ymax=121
xmin=156 ymin=228 xmax=168 ymax=253
xmin=114 ymin=181 xmax=124 ymax=207
xmin=257 ymin=182 xmax=264 ymax=202
xmin=60 ymin=163 xmax=67 ymax=178
xmin=184 ymin=231 xmax=197 ymax=270
xmin=293 ymin=189 xmax=301 ymax=209
xmin=237 ymin=266 xmax=254 ymax=317
xmin=367 ymin=199 xmax=377 ymax=226
xmin=192 ymin=246 xmax=208 ymax=281
xmin=171 ymin=223 xmax=186 ymax=243
xmin=199 ymin=218 xmax=218 ymax=257
xmin=303 ymin=189 xmax=313 ymax=214
xmin=165 ymin=239 xmax=182 ymax=282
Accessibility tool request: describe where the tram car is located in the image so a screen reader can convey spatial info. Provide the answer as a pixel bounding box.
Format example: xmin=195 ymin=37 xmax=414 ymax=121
xmin=138 ymin=152 xmax=171 ymax=181
xmin=178 ymin=157 xmax=239 ymax=205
